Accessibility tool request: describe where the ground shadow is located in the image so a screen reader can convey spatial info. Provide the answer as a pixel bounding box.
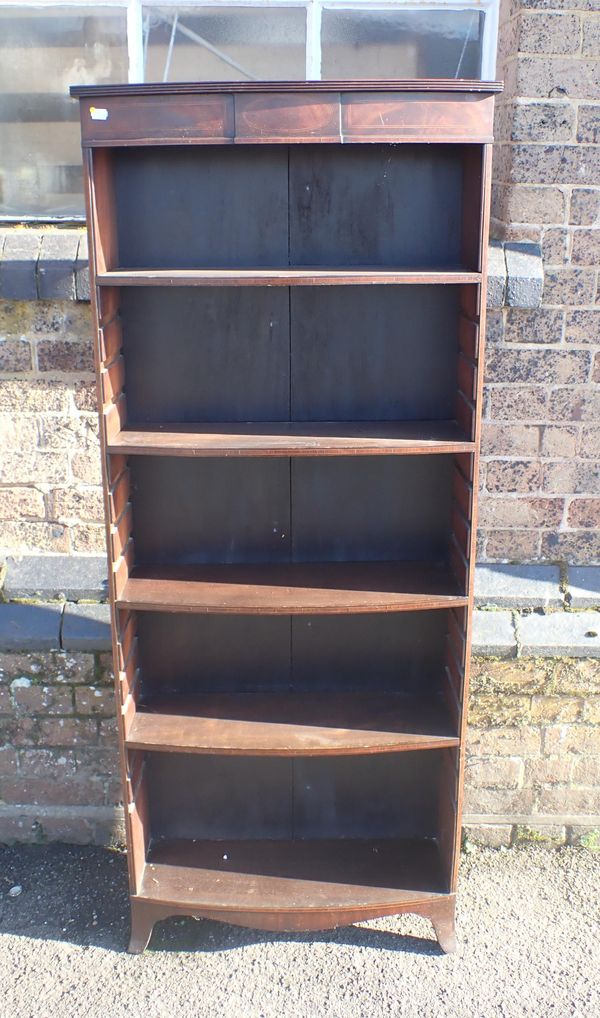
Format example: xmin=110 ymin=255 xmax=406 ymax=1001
xmin=0 ymin=844 xmax=443 ymax=957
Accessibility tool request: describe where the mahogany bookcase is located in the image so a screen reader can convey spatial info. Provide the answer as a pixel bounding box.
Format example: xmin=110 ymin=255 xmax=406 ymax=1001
xmin=70 ymin=79 xmax=500 ymax=954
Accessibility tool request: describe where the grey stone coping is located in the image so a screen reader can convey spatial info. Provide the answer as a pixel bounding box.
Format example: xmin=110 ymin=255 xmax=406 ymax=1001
xmin=0 ymin=227 xmax=540 ymax=309
xmin=471 ymin=610 xmax=516 ymax=657
xmin=567 ymin=567 xmax=600 ymax=609
xmin=475 ymin=564 xmax=562 ymax=609
xmin=0 ymin=603 xmax=63 ymax=651
xmin=62 ymin=603 xmax=111 ymax=652
xmin=3 ymin=554 xmax=108 ymax=602
xmin=517 ymin=611 xmax=600 ymax=659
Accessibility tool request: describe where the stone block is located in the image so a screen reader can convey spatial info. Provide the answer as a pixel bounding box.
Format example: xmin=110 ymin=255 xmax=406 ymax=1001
xmin=518 ymin=611 xmax=600 ymax=658
xmin=567 ymin=566 xmax=600 ymax=608
xmin=0 ymin=603 xmax=62 ymax=651
xmin=463 ymin=823 xmax=512 ymax=848
xmin=62 ymin=603 xmax=111 ymax=652
xmin=37 ymin=233 xmax=79 ymax=301
xmin=504 ymin=242 xmax=544 ymax=308
xmin=0 ymin=233 xmax=42 ymax=300
xmin=474 ymin=564 xmax=561 ymax=608
xmin=3 ymin=554 xmax=108 ymax=601
xmin=471 ymin=610 xmax=516 ymax=656
xmin=487 ymin=240 xmax=506 ymax=308
xmin=75 ymin=234 xmax=90 ymax=302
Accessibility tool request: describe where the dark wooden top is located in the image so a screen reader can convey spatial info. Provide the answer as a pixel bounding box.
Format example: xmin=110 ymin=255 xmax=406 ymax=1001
xmin=71 ymin=79 xmax=501 ymax=146
xmin=70 ymin=79 xmax=503 ymax=98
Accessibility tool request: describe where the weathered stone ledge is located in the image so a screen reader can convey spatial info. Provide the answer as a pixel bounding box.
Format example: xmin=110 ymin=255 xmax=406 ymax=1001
xmin=0 ymin=228 xmax=542 ymax=310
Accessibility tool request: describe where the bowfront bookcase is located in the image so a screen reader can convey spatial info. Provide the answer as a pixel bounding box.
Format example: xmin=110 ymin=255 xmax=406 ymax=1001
xmin=71 ymin=79 xmax=500 ymax=954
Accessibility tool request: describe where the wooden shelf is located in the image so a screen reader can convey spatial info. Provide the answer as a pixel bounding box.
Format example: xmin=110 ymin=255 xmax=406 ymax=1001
xmin=126 ymin=692 xmax=458 ymax=756
xmin=108 ymin=421 xmax=475 ymax=458
xmin=118 ymin=561 xmax=466 ymax=615
xmin=137 ymin=838 xmax=448 ymax=913
xmin=97 ymin=268 xmax=481 ymax=287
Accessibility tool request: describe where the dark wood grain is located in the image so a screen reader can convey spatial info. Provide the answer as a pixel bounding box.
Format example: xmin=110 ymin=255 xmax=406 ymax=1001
xmin=126 ymin=692 xmax=458 ymax=755
xmin=136 ymin=838 xmax=448 ymax=912
xmin=118 ymin=561 xmax=467 ymax=614
xmin=71 ymin=79 xmax=503 ymax=97
xmin=97 ymin=268 xmax=482 ymax=286
xmin=108 ymin=420 xmax=474 ymax=457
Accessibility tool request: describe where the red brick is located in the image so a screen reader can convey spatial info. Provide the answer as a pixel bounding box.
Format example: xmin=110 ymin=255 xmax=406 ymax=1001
xmin=564 ymin=310 xmax=600 ymax=344
xmin=503 ymin=308 xmax=564 ymax=344
xmin=0 ymin=746 xmax=17 ymax=775
xmin=486 ymin=460 xmax=541 ymax=493
xmin=571 ymin=229 xmax=600 ymax=265
xmin=74 ymin=686 xmax=114 ymax=717
xmin=569 ymin=189 xmax=600 ymax=226
xmin=481 ymin=424 xmax=540 ymax=457
xmin=541 ymin=531 xmax=600 ymax=561
xmin=541 ymin=426 xmax=578 ymax=457
xmin=38 ymin=717 xmax=98 ymax=746
xmin=543 ymin=268 xmax=597 ymax=306
xmin=486 ymin=385 xmax=548 ymax=421
xmin=17 ymin=749 xmax=77 ymax=777
xmin=0 ymin=776 xmax=106 ymax=806
xmin=567 ymin=498 xmax=600 ymax=527
xmin=37 ymin=339 xmax=94 ymax=373
xmin=484 ymin=529 xmax=542 ymax=560
xmin=0 ymin=339 xmax=32 ymax=372
xmin=479 ymin=496 xmax=563 ymax=528
xmin=11 ymin=683 xmax=73 ymax=715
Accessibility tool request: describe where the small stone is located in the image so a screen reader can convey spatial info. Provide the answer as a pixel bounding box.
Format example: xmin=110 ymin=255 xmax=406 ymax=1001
xmin=8 ymin=885 xmax=22 ymax=897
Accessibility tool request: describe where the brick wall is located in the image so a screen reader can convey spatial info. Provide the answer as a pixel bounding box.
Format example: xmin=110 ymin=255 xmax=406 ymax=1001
xmin=480 ymin=0 xmax=600 ymax=563
xmin=0 ymin=299 xmax=104 ymax=557
xmin=1 ymin=640 xmax=598 ymax=847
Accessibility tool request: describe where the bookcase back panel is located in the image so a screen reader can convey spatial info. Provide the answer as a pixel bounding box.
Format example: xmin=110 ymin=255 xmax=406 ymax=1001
xmin=291 ymin=286 xmax=461 ymax=421
xmin=114 ymin=147 xmax=289 ymax=268
xmin=136 ymin=610 xmax=449 ymax=699
xmin=146 ymin=752 xmax=439 ymax=840
xmin=289 ymin=145 xmax=465 ymax=268
xmin=129 ymin=455 xmax=453 ymax=566
xmin=120 ymin=287 xmax=290 ymax=423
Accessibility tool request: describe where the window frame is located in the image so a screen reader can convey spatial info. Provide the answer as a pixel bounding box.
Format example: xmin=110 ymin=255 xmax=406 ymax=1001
xmin=0 ymin=0 xmax=499 ymax=222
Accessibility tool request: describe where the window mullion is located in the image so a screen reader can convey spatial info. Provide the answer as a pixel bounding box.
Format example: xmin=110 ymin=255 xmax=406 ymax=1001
xmin=127 ymin=0 xmax=145 ymax=83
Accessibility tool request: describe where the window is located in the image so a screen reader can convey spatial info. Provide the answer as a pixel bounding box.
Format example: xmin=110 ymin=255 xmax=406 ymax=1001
xmin=0 ymin=0 xmax=499 ymax=219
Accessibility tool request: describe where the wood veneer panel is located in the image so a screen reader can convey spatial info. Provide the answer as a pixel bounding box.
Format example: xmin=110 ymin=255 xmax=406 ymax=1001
xmin=119 ymin=287 xmax=290 ymax=424
xmin=113 ymin=147 xmax=288 ymax=269
xmin=145 ymin=751 xmax=440 ymax=839
xmin=137 ymin=839 xmax=447 ymax=912
xmin=289 ymin=145 xmax=465 ymax=269
xmin=118 ymin=562 xmax=467 ymax=614
xmin=108 ymin=421 xmax=474 ymax=457
xmin=290 ymin=286 xmax=460 ymax=421
xmin=98 ymin=268 xmax=481 ymax=286
xmin=127 ymin=692 xmax=458 ymax=755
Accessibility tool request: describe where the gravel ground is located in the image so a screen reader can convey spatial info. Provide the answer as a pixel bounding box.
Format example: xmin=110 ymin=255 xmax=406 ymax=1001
xmin=0 ymin=842 xmax=598 ymax=1018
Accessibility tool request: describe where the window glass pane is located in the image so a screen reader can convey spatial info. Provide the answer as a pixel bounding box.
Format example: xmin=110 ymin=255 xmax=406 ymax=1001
xmin=321 ymin=8 xmax=484 ymax=80
xmin=0 ymin=7 xmax=127 ymax=218
xmin=143 ymin=6 xmax=306 ymax=82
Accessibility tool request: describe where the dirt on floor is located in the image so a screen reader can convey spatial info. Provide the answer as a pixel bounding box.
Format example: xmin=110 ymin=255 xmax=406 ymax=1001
xmin=0 ymin=842 xmax=598 ymax=1018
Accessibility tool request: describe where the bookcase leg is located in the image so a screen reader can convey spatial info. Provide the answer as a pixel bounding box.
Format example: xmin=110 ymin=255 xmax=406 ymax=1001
xmin=430 ymin=900 xmax=457 ymax=954
xmin=128 ymin=900 xmax=156 ymax=954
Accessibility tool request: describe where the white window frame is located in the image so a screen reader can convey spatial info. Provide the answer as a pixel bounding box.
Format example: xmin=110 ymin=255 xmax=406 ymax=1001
xmin=0 ymin=0 xmax=499 ymax=82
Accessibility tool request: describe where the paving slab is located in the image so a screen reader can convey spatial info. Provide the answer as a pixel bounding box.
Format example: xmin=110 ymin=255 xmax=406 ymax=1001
xmin=471 ymin=610 xmax=516 ymax=657
xmin=567 ymin=566 xmax=600 ymax=609
xmin=3 ymin=555 xmax=108 ymax=602
xmin=475 ymin=564 xmax=562 ymax=608
xmin=62 ymin=603 xmax=111 ymax=652
xmin=0 ymin=603 xmax=62 ymax=651
xmin=518 ymin=611 xmax=600 ymax=658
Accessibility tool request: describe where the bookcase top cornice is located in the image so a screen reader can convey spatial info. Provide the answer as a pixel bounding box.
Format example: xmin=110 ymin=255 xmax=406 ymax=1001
xmin=71 ymin=79 xmax=502 ymax=98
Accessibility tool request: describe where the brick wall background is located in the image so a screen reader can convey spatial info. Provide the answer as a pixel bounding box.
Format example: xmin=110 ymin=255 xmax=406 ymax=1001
xmin=481 ymin=0 xmax=600 ymax=563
